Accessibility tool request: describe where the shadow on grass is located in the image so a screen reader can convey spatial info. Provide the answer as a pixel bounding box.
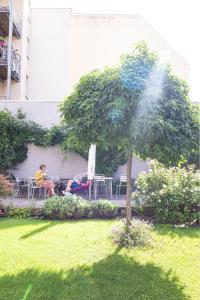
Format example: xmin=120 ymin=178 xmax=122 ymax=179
xmin=155 ymin=224 xmax=200 ymax=238
xmin=0 ymin=218 xmax=61 ymax=232
xmin=0 ymin=252 xmax=189 ymax=300
xmin=20 ymin=223 xmax=58 ymax=239
xmin=0 ymin=218 xmax=113 ymax=230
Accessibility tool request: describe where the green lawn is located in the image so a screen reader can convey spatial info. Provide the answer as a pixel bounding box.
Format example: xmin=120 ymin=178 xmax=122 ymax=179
xmin=0 ymin=218 xmax=199 ymax=300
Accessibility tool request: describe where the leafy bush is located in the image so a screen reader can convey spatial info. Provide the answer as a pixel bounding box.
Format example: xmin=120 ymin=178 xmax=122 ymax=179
xmin=133 ymin=161 xmax=200 ymax=224
xmin=0 ymin=175 xmax=13 ymax=197
xmin=44 ymin=196 xmax=119 ymax=219
xmin=91 ymin=200 xmax=118 ymax=218
xmin=3 ymin=196 xmax=119 ymax=220
xmin=44 ymin=195 xmax=90 ymax=219
xmin=6 ymin=207 xmax=33 ymax=218
xmin=5 ymin=206 xmax=44 ymax=219
xmin=3 ymin=206 xmax=44 ymax=219
xmin=110 ymin=218 xmax=153 ymax=248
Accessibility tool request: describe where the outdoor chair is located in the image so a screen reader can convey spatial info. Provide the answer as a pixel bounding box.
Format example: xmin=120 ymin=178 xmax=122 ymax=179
xmin=9 ymin=179 xmax=20 ymax=198
xmin=28 ymin=177 xmax=47 ymax=199
xmin=14 ymin=176 xmax=29 ymax=198
xmin=116 ymin=175 xmax=127 ymax=198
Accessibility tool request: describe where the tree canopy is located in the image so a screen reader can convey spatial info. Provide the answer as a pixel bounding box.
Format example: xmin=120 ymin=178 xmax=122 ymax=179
xmin=61 ymin=42 xmax=199 ymax=167
xmin=61 ymin=42 xmax=199 ymax=224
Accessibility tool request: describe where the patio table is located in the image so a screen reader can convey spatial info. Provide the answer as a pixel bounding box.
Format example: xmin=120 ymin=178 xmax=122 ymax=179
xmin=93 ymin=177 xmax=113 ymax=200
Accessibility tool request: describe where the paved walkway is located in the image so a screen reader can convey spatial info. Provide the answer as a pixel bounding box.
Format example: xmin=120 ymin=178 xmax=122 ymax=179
xmin=0 ymin=197 xmax=134 ymax=208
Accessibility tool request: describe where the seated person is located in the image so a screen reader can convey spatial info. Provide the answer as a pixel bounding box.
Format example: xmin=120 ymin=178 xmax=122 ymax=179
xmin=64 ymin=177 xmax=91 ymax=194
xmin=35 ymin=164 xmax=56 ymax=196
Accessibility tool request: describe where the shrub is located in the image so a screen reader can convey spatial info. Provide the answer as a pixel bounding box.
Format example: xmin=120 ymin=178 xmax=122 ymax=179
xmin=5 ymin=206 xmax=44 ymax=219
xmin=6 ymin=207 xmax=33 ymax=218
xmin=0 ymin=175 xmax=13 ymax=197
xmin=91 ymin=200 xmax=118 ymax=218
xmin=133 ymin=161 xmax=200 ymax=224
xmin=44 ymin=196 xmax=119 ymax=219
xmin=44 ymin=195 xmax=91 ymax=219
xmin=110 ymin=218 xmax=153 ymax=248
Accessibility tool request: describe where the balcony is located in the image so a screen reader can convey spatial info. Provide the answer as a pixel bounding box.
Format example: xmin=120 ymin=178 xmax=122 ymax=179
xmin=0 ymin=43 xmax=21 ymax=81
xmin=0 ymin=0 xmax=22 ymax=38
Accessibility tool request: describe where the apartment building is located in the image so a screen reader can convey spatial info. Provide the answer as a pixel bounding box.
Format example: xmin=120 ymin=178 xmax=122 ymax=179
xmin=0 ymin=1 xmax=190 ymax=178
xmin=0 ymin=0 xmax=30 ymax=100
xmin=0 ymin=1 xmax=189 ymax=102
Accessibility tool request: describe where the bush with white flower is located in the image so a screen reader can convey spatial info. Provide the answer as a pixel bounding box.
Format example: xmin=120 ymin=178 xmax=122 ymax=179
xmin=133 ymin=161 xmax=200 ymax=224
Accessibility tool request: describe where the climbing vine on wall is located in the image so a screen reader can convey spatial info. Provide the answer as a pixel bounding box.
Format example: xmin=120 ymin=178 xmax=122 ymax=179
xmin=0 ymin=110 xmax=48 ymax=173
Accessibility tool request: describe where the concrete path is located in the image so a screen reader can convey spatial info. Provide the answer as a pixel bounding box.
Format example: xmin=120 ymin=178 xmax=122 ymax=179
xmin=0 ymin=197 xmax=134 ymax=208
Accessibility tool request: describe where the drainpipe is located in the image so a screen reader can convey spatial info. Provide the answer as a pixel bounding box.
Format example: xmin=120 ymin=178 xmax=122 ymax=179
xmin=6 ymin=0 xmax=13 ymax=102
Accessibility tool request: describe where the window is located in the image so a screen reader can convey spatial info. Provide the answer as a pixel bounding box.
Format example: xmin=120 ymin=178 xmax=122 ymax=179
xmin=25 ymin=75 xmax=29 ymax=100
xmin=27 ymin=37 xmax=30 ymax=59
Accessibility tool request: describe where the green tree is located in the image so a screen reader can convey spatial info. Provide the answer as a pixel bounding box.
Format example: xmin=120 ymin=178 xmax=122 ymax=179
xmin=61 ymin=42 xmax=199 ymax=225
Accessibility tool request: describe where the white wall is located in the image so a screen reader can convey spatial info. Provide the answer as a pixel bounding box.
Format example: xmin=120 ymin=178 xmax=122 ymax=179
xmin=29 ymin=11 xmax=189 ymax=100
xmin=114 ymin=157 xmax=150 ymax=179
xmin=68 ymin=14 xmax=189 ymax=94
xmin=11 ymin=144 xmax=148 ymax=179
xmin=0 ymin=100 xmax=60 ymax=127
xmin=1 ymin=10 xmax=190 ymax=101
xmin=29 ymin=8 xmax=72 ymax=100
xmin=11 ymin=144 xmax=87 ymax=179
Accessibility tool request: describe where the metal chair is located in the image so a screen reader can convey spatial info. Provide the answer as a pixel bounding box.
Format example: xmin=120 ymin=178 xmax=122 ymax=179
xmin=28 ymin=177 xmax=47 ymax=199
xmin=94 ymin=174 xmax=108 ymax=199
xmin=15 ymin=176 xmax=29 ymax=197
xmin=9 ymin=179 xmax=20 ymax=198
xmin=116 ymin=175 xmax=127 ymax=198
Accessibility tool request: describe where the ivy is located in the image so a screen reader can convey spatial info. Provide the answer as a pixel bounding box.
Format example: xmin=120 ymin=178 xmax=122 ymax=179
xmin=0 ymin=110 xmax=48 ymax=173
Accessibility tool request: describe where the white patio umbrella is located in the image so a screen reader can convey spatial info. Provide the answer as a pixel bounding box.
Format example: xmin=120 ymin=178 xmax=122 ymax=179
xmin=87 ymin=144 xmax=96 ymax=199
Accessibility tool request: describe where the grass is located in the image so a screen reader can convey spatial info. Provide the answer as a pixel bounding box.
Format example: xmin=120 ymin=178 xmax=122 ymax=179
xmin=0 ymin=218 xmax=199 ymax=300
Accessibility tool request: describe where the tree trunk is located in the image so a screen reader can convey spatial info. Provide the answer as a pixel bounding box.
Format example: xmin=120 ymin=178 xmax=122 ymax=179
xmin=126 ymin=150 xmax=132 ymax=226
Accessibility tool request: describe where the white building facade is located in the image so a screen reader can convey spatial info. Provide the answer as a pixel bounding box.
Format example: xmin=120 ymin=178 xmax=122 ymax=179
xmin=0 ymin=2 xmax=189 ymax=178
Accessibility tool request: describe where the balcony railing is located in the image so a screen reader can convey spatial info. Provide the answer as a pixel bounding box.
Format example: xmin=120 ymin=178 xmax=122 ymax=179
xmin=0 ymin=43 xmax=21 ymax=81
xmin=0 ymin=0 xmax=22 ymax=38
